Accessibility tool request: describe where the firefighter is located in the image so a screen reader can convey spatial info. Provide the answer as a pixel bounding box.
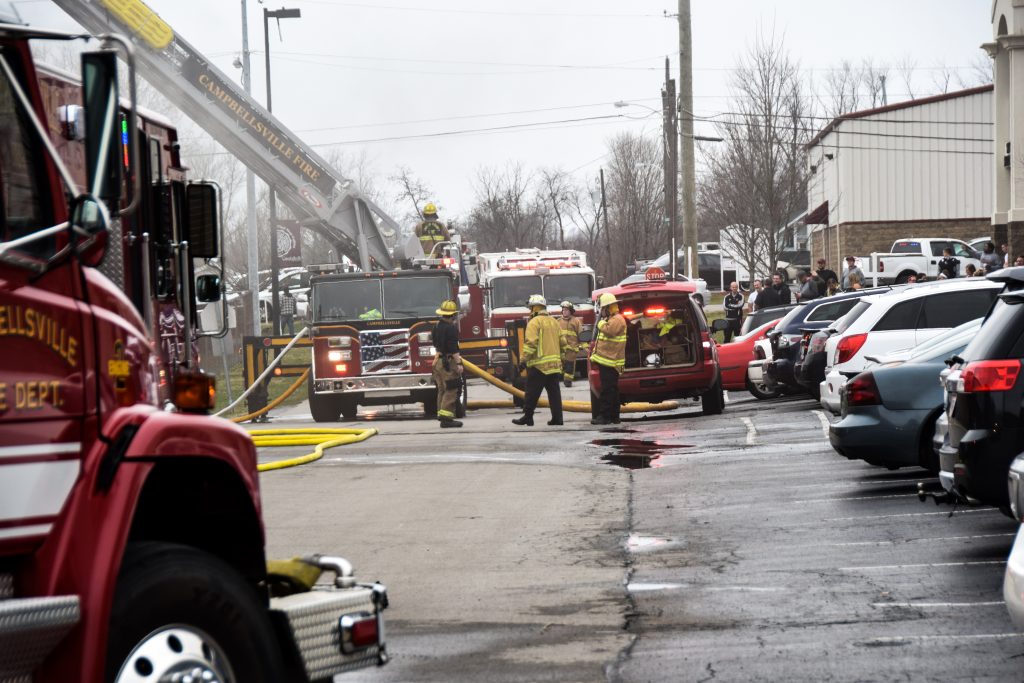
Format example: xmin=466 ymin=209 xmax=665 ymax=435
xmin=590 ymin=292 xmax=627 ymax=425
xmin=558 ymin=300 xmax=583 ymax=388
xmin=513 ymin=294 xmax=567 ymax=426
xmin=415 ymin=202 xmax=451 ymax=255
xmin=431 ymin=299 xmax=463 ymax=428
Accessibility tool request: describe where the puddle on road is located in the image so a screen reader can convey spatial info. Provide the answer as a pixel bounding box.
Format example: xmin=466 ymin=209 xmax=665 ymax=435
xmin=592 ymin=437 xmax=693 ymax=469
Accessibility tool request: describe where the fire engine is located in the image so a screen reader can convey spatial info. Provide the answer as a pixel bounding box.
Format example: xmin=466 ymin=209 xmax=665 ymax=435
xmin=306 ymin=256 xmax=468 ymax=421
xmin=0 ymin=20 xmax=386 ymax=683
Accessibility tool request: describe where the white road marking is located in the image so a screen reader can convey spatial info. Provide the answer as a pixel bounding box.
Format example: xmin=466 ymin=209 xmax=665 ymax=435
xmin=790 ymin=477 xmax=936 ymax=490
xmin=859 ymin=633 xmax=1024 ymax=645
xmin=872 ymin=601 xmax=1004 ymax=609
xmin=626 ymin=582 xmax=784 ymax=593
xmin=792 ymin=493 xmax=921 ymax=504
xmin=627 ymin=582 xmax=684 ymax=592
xmin=813 ymin=410 xmax=831 ymax=437
xmin=838 ymin=560 xmax=1005 ymax=571
xmin=825 ymin=508 xmax=999 ymax=522
xmin=723 ymin=390 xmax=730 ymax=404
xmin=741 ymin=417 xmax=757 ymax=445
xmin=829 ymin=533 xmax=1017 ymax=547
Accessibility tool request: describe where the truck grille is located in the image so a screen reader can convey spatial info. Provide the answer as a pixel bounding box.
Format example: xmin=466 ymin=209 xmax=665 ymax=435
xmin=359 ymin=329 xmax=410 ymax=375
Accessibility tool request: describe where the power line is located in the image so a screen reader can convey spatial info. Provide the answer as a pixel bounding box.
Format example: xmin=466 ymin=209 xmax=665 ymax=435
xmin=291 ymin=1 xmax=665 ymax=19
xmin=271 ymin=49 xmax=666 ymax=72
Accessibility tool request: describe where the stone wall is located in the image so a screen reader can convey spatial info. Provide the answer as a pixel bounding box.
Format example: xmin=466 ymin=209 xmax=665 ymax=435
xmin=809 ymin=218 xmax=992 ymax=271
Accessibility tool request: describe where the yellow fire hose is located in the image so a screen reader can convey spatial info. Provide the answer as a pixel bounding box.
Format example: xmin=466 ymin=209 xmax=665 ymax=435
xmin=229 ymin=369 xmax=311 ymax=424
xmin=249 ymin=427 xmax=378 ymax=472
xmin=461 ymin=359 xmax=679 ymax=413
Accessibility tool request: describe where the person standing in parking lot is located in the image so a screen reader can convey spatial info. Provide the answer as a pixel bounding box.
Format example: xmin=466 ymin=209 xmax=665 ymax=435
xmin=722 ymin=281 xmax=744 ymax=342
xmin=591 ymin=292 xmax=627 ymax=425
xmin=815 ymin=258 xmax=838 ymax=295
xmin=797 ymin=271 xmax=820 ymax=301
xmin=432 ymin=300 xmax=464 ymax=428
xmin=980 ymin=241 xmax=1002 ymax=273
xmin=938 ymin=247 xmax=960 ymax=278
xmin=757 ymin=273 xmax=791 ymax=308
xmin=557 ymin=301 xmax=583 ymax=388
xmin=513 ymin=295 xmax=567 ymax=427
xmin=841 ymin=256 xmax=864 ymax=289
xmin=747 ymin=279 xmax=763 ymax=312
xmin=279 ymin=286 xmax=296 ymax=336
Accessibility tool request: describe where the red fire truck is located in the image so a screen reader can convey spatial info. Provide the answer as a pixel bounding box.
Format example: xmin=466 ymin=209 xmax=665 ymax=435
xmin=0 ymin=22 xmax=386 ymax=683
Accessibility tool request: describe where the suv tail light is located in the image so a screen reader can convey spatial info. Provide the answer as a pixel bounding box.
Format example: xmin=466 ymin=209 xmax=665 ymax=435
xmin=846 ymin=372 xmax=881 ymax=406
xmin=836 ymin=333 xmax=868 ymax=364
xmin=960 ymin=359 xmax=1021 ymax=393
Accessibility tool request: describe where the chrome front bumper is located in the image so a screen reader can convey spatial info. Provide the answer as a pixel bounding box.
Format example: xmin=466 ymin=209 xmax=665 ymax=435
xmin=314 ymin=373 xmax=433 ymax=395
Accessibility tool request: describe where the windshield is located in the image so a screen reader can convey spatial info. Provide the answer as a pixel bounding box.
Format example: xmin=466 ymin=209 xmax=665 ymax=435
xmin=382 ymin=277 xmax=452 ymax=317
xmin=544 ymin=273 xmax=592 ymax=305
xmin=491 ymin=275 xmax=542 ymax=308
xmin=313 ymin=280 xmax=382 ymax=322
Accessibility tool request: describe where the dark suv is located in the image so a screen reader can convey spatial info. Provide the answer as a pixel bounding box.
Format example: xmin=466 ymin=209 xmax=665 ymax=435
xmin=764 ymin=289 xmax=880 ymax=394
xmin=940 ymin=268 xmax=1018 ymax=510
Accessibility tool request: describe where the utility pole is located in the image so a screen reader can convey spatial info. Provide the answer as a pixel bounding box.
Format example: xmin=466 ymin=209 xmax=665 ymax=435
xmin=241 ymin=0 xmax=259 ymax=336
xmin=678 ymin=0 xmax=698 ymax=278
xmin=663 ymin=59 xmax=678 ymax=280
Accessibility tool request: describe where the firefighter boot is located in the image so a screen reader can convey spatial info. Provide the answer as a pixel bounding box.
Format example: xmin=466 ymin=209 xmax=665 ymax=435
xmin=440 ymin=418 xmax=463 ymax=428
xmin=512 ymin=415 xmax=534 ymax=426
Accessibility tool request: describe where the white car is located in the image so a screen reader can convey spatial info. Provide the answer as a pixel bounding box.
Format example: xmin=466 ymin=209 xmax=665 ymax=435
xmin=818 ymin=279 xmax=1001 ymax=413
xmin=1005 ymin=456 xmax=1024 ymax=629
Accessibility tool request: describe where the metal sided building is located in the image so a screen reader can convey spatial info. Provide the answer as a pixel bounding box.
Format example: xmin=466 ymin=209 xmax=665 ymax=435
xmin=987 ymin=0 xmax=1024 ymax=260
xmin=805 ymin=85 xmax=994 ymax=268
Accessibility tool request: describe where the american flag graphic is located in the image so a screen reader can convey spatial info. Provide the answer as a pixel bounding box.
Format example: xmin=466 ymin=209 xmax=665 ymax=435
xmin=359 ymin=329 xmax=411 ymax=374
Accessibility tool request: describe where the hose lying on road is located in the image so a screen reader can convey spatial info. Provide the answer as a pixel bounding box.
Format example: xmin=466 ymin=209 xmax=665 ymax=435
xmin=213 ymin=326 xmax=310 ymax=418
xmin=248 ymin=427 xmax=378 ymax=472
xmin=229 ymin=369 xmax=310 ymax=424
xmin=461 ymin=358 xmax=679 ymax=413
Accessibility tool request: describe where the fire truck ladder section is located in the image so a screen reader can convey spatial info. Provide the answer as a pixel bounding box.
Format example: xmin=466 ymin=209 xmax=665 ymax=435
xmin=53 ymin=0 xmax=395 ymax=269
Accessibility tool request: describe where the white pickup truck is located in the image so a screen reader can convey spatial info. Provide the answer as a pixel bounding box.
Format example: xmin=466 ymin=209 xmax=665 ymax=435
xmin=862 ymin=238 xmax=983 ymax=284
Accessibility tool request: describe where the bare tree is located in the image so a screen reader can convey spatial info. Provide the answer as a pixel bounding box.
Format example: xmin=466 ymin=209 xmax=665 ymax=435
xmin=819 ymin=60 xmax=862 ymax=120
xmin=389 ymin=165 xmax=434 ymax=226
xmin=464 ymin=163 xmax=541 ymax=251
xmin=897 ymin=54 xmax=918 ymax=100
xmin=958 ymin=53 xmax=994 ymax=88
xmin=538 ymin=168 xmax=572 ymax=250
xmin=604 ymin=131 xmax=664 ymax=278
xmin=860 ymin=58 xmax=890 ymax=107
xmin=698 ymin=30 xmax=811 ymax=284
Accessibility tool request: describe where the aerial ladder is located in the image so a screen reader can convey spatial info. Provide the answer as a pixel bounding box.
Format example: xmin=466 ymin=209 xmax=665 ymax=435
xmin=52 ymin=0 xmax=396 ymax=270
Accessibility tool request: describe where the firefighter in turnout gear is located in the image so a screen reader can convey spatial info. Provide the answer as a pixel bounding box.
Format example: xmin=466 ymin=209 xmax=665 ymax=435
xmin=558 ymin=301 xmax=583 ymax=388
xmin=513 ymin=294 xmax=567 ymax=426
xmin=431 ymin=299 xmax=463 ymax=428
xmin=415 ymin=201 xmax=451 ymax=255
xmin=591 ymin=292 xmax=627 ymax=425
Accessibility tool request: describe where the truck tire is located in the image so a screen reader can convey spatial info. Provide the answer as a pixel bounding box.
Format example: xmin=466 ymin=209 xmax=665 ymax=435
xmin=701 ymin=377 xmax=725 ymax=415
xmin=106 ymin=542 xmax=285 ymax=683
xmin=308 ymin=380 xmax=339 ymax=422
xmin=339 ymin=398 xmax=358 ymax=420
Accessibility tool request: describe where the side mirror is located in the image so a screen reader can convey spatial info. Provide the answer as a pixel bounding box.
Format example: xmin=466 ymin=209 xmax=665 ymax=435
xmin=710 ymin=318 xmax=730 ymax=333
xmin=578 ymin=329 xmax=594 ymax=343
xmin=69 ymin=194 xmax=110 ymax=268
xmin=196 ymin=274 xmax=222 ymax=303
xmin=81 ymin=51 xmax=121 ymax=208
xmin=186 ymin=183 xmax=219 ymax=258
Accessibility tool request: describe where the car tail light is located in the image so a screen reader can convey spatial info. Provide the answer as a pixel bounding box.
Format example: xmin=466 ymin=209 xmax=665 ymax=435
xmin=846 ymin=372 xmax=881 ymax=406
xmin=879 ymin=261 xmax=885 ymax=272
xmin=960 ymin=359 xmax=1021 ymax=393
xmin=836 ymin=333 xmax=868 ymax=364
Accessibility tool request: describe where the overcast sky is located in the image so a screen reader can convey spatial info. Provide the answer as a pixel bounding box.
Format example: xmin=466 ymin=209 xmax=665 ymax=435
xmin=15 ymin=0 xmax=992 ymax=223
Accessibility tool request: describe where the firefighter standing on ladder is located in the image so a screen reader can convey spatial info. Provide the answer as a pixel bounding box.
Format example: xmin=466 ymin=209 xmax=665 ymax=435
xmin=590 ymin=292 xmax=627 ymax=425
xmin=415 ymin=202 xmax=451 ymax=255
xmin=558 ymin=301 xmax=582 ymax=388
xmin=432 ymin=299 xmax=464 ymax=428
xmin=513 ymin=294 xmax=567 ymax=427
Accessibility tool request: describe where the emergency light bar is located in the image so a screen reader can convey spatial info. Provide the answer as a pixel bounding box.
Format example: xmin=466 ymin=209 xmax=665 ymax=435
xmin=307 ymin=262 xmax=358 ymax=274
xmin=496 ymin=255 xmax=584 ymax=271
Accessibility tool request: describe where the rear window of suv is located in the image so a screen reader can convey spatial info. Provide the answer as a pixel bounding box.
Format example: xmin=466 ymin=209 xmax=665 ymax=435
xmin=919 ymin=289 xmax=997 ymax=329
xmin=962 ymin=296 xmax=1024 ymax=361
xmin=805 ymin=298 xmax=861 ymax=322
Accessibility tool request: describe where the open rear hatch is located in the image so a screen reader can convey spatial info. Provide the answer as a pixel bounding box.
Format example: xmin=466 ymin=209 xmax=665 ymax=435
xmin=618 ymin=294 xmax=700 ymax=371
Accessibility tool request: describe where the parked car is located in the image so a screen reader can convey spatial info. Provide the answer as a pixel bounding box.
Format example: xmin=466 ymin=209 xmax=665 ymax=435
xmin=1004 ymin=456 xmax=1024 ymax=628
xmin=819 ymin=279 xmax=1001 ymax=413
xmin=794 ymin=303 xmax=875 ymax=398
xmin=939 ymin=268 xmax=1024 ymax=510
xmin=763 ymin=289 xmax=880 ymax=395
xmin=739 ymin=303 xmax=795 ymax=336
xmin=588 ymin=277 xmax=723 ymax=414
xmin=828 ymin=320 xmax=979 ymax=471
xmin=716 ymin=319 xmax=780 ymax=394
xmin=867 ymin=237 xmax=982 ymax=284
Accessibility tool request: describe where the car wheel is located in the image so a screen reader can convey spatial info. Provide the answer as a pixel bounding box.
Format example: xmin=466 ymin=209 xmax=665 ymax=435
xmin=701 ymin=377 xmax=725 ymax=415
xmin=106 ymin=542 xmax=285 ymax=683
xmin=745 ymin=376 xmax=780 ymax=400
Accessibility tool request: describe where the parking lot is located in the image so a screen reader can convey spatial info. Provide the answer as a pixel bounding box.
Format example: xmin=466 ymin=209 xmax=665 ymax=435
xmin=254 ymin=383 xmax=1024 ymax=681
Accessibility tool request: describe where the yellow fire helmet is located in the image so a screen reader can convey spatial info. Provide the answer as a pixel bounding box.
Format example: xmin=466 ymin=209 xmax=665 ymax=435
xmin=599 ymin=292 xmax=618 ymax=307
xmin=527 ymin=294 xmax=547 ymax=308
xmin=435 ymin=299 xmax=459 ymax=316
xmin=560 ymin=300 xmax=574 ymax=311
xmin=423 ymin=202 xmax=438 ymax=216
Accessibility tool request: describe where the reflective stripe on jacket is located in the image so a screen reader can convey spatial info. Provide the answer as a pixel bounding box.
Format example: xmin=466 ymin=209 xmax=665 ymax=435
xmin=522 ymin=311 xmax=566 ymax=374
xmin=591 ymin=313 xmax=627 ymax=372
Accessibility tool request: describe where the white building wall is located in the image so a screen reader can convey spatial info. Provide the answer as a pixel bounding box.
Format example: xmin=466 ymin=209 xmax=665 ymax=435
xmin=807 ymin=89 xmax=993 ymax=226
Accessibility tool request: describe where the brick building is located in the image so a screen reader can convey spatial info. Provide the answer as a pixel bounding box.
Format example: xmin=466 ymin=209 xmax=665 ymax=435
xmin=805 ymin=86 xmax=993 ymax=268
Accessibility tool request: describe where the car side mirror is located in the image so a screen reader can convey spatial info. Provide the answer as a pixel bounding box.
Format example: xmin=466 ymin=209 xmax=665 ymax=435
xmin=81 ymin=50 xmax=121 ymax=208
xmin=579 ymin=329 xmax=593 ymax=343
xmin=196 ymin=273 xmax=221 ymax=303
xmin=186 ymin=183 xmax=220 ymax=258
xmin=69 ymin=194 xmax=110 ymax=268
xmin=710 ymin=318 xmax=730 ymax=333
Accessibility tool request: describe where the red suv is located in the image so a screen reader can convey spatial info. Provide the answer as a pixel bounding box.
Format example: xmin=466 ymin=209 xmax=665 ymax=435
xmin=587 ymin=276 xmax=723 ymax=414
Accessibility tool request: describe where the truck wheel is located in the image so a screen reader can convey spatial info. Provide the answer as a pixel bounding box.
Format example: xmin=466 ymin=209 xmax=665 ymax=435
xmin=106 ymin=542 xmax=285 ymax=683
xmin=339 ymin=398 xmax=358 ymax=420
xmin=308 ymin=381 xmax=339 ymax=422
xmin=701 ymin=378 xmax=725 ymax=415
xmin=455 ymin=379 xmax=468 ymax=419
xmin=745 ymin=376 xmax=780 ymax=401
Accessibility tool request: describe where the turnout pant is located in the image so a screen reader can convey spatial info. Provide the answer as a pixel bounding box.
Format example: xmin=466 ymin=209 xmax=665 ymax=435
xmin=592 ymin=364 xmax=621 ymax=422
xmin=432 ymin=355 xmax=461 ymax=420
xmin=523 ymin=367 xmax=563 ymax=422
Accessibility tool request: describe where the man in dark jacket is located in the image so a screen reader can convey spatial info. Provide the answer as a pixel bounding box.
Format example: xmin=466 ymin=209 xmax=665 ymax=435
xmin=722 ymin=281 xmax=744 ymax=342
xmin=814 ymin=258 xmax=837 ymax=296
xmin=757 ymin=273 xmax=792 ymax=309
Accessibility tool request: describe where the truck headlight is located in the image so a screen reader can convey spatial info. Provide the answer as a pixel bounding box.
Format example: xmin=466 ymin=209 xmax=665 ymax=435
xmin=419 ymin=346 xmax=436 ymax=357
xmin=328 ymin=350 xmax=352 ymax=362
xmin=416 ymin=332 xmax=432 ymax=344
xmin=328 ymin=336 xmax=352 ymax=348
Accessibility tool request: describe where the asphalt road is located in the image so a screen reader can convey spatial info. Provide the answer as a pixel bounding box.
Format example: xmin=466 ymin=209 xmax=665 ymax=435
xmin=253 ymin=380 xmax=1023 ymax=682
